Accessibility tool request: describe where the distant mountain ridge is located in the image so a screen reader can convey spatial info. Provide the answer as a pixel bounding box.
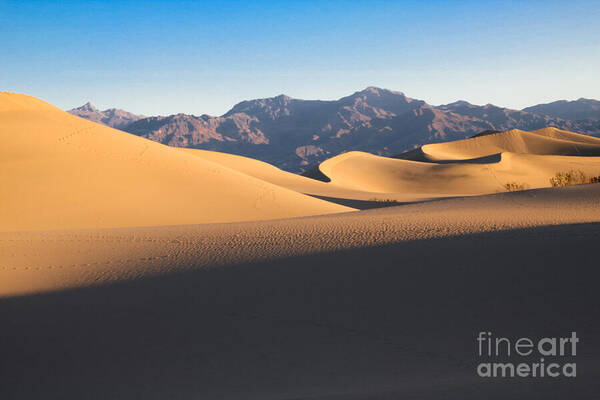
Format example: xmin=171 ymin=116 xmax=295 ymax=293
xmin=437 ymin=100 xmax=586 ymax=132
xmin=67 ymin=88 xmax=600 ymax=172
xmin=68 ymin=102 xmax=145 ymax=129
xmin=523 ymin=98 xmax=600 ymax=121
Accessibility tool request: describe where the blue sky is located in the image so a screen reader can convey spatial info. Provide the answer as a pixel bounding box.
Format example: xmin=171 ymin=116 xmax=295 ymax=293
xmin=1 ymin=0 xmax=599 ymax=115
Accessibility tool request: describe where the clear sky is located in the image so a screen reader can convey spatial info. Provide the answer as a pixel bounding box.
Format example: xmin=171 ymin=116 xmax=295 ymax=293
xmin=1 ymin=0 xmax=599 ymax=116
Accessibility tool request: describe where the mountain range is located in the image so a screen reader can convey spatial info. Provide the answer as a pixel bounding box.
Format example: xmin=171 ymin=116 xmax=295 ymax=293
xmin=68 ymin=88 xmax=600 ymax=172
xmin=523 ymin=98 xmax=600 ymax=121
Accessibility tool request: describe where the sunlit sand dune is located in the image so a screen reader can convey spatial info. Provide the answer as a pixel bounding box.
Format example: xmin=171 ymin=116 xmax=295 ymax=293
xmin=0 ymin=93 xmax=352 ymax=231
xmin=315 ymin=128 xmax=600 ymax=199
xmin=318 ymin=150 xmax=600 ymax=195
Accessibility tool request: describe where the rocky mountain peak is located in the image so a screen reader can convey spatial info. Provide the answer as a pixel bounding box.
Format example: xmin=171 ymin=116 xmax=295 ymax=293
xmin=79 ymin=102 xmax=97 ymax=112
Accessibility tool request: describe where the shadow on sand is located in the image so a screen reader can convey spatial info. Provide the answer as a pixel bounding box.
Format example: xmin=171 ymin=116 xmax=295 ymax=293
xmin=1 ymin=223 xmax=599 ymax=399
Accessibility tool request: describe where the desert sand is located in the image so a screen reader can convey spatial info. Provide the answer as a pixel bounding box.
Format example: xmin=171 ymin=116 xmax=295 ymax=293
xmin=1 ymin=94 xmax=600 ymax=399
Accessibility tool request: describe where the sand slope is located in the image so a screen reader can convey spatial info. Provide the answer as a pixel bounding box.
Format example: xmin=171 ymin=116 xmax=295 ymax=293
xmin=0 ymin=93 xmax=352 ymax=231
xmin=181 ymin=148 xmax=394 ymax=204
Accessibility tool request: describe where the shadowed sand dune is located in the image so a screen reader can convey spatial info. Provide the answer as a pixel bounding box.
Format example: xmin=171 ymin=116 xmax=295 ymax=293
xmin=0 ymin=93 xmax=351 ymax=231
xmin=2 ymin=94 xmax=600 ymax=399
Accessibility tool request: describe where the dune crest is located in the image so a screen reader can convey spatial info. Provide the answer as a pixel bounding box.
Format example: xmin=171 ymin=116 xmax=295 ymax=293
xmin=420 ymin=127 xmax=600 ymax=161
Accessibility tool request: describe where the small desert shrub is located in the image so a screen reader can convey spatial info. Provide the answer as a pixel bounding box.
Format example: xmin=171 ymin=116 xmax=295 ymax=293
xmin=549 ymin=170 xmax=589 ymax=187
xmin=504 ymin=182 xmax=528 ymax=192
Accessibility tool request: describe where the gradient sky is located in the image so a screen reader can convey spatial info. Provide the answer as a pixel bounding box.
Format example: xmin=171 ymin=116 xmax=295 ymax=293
xmin=1 ymin=0 xmax=599 ymax=116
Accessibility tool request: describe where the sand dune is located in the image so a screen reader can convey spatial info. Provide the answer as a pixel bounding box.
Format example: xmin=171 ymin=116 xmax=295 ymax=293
xmin=5 ymin=93 xmax=593 ymax=222
xmin=315 ymin=127 xmax=600 ymax=199
xmin=318 ymin=150 xmax=600 ymax=196
xmin=0 ymin=93 xmax=351 ymax=231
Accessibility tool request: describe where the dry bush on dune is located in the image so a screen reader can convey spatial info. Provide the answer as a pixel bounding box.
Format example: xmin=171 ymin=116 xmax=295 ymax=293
xmin=504 ymin=182 xmax=529 ymax=192
xmin=549 ymin=170 xmax=592 ymax=187
xmin=503 ymin=170 xmax=600 ymax=192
